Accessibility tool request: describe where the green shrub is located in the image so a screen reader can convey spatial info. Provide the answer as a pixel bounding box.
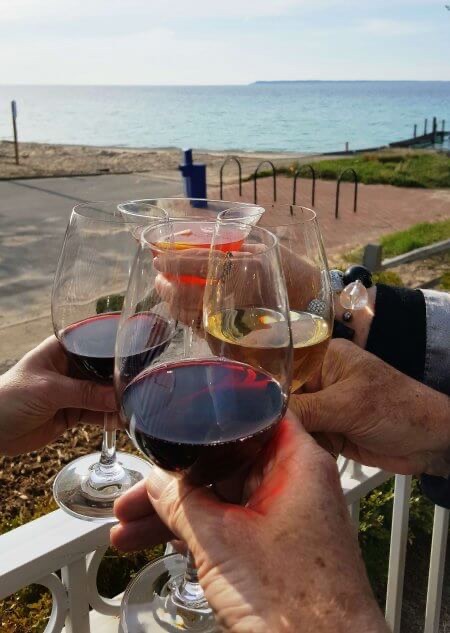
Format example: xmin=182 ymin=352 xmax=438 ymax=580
xmin=96 ymin=294 xmax=124 ymax=313
xmin=360 ymin=477 xmax=435 ymax=595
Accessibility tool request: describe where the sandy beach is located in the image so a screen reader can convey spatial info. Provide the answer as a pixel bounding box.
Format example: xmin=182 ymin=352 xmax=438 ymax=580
xmin=0 ymin=140 xmax=312 ymax=183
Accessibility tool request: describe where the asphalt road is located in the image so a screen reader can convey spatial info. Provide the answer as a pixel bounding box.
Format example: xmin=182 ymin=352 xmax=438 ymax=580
xmin=0 ymin=173 xmax=181 ymax=332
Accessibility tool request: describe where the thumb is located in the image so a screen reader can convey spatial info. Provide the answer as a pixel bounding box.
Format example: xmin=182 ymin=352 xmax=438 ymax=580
xmin=54 ymin=376 xmax=117 ymax=411
xmin=145 ymin=466 xmax=227 ymax=547
xmin=290 ymin=388 xmax=347 ymax=435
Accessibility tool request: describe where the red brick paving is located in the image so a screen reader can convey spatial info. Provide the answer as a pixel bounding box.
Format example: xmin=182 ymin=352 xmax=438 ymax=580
xmin=210 ymin=176 xmax=450 ymax=256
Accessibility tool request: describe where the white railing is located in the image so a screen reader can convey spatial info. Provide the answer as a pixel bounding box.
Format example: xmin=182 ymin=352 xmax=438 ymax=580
xmin=0 ymin=461 xmax=448 ymax=633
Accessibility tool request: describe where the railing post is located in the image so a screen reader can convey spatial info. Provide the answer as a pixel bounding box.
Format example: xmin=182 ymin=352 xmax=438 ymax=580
xmin=292 ymin=164 xmax=316 ymax=206
xmin=253 ymin=160 xmax=277 ymax=204
xmin=424 ymin=506 xmax=449 ymax=633
xmin=61 ymin=557 xmax=91 ymax=633
xmin=385 ymin=475 xmax=412 ymax=633
xmin=347 ymin=500 xmax=360 ymax=526
xmin=219 ymin=156 xmax=242 ymax=200
xmin=335 ymin=168 xmax=358 ymax=219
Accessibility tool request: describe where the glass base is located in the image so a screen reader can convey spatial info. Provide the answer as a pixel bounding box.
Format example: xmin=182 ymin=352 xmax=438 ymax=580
xmin=121 ymin=554 xmax=219 ymax=633
xmin=53 ymin=451 xmax=151 ymax=522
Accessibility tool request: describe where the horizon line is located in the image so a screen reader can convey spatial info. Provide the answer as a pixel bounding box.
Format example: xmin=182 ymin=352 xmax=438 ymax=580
xmin=1 ymin=79 xmax=450 ymax=88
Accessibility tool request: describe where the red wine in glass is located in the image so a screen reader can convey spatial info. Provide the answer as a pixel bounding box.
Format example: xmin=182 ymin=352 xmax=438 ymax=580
xmin=122 ymin=358 xmax=286 ymax=485
xmin=62 ymin=312 xmax=173 ymax=385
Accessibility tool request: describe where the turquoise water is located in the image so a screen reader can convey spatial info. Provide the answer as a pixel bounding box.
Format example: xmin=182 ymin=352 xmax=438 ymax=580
xmin=0 ymin=82 xmax=449 ymax=153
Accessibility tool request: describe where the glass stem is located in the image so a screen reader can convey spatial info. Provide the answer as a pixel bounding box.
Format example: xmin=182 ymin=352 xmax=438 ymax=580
xmin=184 ymin=550 xmax=200 ymax=585
xmin=100 ymin=411 xmax=117 ymax=467
xmin=172 ymin=549 xmax=208 ymax=609
xmin=183 ymin=325 xmax=193 ymax=357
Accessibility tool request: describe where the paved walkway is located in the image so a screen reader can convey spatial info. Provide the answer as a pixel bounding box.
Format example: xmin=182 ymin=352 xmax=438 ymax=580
xmin=0 ymin=173 xmax=181 ymax=362
xmin=213 ymin=176 xmax=450 ymax=256
xmin=1 ymin=172 xmax=449 ymax=363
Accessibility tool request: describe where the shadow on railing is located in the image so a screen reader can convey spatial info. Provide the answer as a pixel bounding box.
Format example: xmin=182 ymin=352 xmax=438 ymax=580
xmin=253 ymin=160 xmax=277 ymax=204
xmin=219 ymin=156 xmax=242 ymax=200
xmin=335 ymin=167 xmax=358 ymax=219
xmin=292 ymin=164 xmax=316 ymax=206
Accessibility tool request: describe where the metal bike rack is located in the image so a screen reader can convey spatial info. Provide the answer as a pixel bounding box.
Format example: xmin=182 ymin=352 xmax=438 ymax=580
xmin=292 ymin=164 xmax=316 ymax=206
xmin=335 ymin=168 xmax=358 ymax=219
xmin=253 ymin=160 xmax=277 ymax=204
xmin=219 ymin=156 xmax=242 ymax=200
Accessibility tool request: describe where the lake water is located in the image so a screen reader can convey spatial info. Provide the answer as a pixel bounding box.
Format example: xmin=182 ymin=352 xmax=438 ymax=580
xmin=0 ymin=82 xmax=449 ymax=153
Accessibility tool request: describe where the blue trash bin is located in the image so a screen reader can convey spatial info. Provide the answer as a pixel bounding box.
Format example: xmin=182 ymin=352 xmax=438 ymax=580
xmin=178 ymin=149 xmax=207 ymax=208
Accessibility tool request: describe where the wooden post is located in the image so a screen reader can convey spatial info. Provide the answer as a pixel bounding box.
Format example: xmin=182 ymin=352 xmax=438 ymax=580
xmin=363 ymin=244 xmax=383 ymax=272
xmin=442 ymin=120 xmax=446 ymax=133
xmin=345 ymin=141 xmax=349 ymax=153
xmin=413 ymin=124 xmax=417 ymax=138
xmin=424 ymin=118 xmax=428 ymax=135
xmin=432 ymin=117 xmax=437 ymax=144
xmin=11 ymin=101 xmax=19 ymax=165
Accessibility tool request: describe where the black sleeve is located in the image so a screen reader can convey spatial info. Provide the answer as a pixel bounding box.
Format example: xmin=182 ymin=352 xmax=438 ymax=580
xmin=366 ymin=284 xmax=426 ymax=381
xmin=366 ymin=285 xmax=450 ymax=509
xmin=420 ymin=475 xmax=450 ymax=510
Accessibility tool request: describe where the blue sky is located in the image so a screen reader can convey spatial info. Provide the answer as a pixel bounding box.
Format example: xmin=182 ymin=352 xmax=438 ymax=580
xmin=0 ymin=0 xmax=449 ymax=84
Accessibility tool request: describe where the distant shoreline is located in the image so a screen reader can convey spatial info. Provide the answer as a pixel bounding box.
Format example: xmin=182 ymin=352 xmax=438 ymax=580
xmin=1 ymin=80 xmax=450 ymax=88
xmin=251 ymin=79 xmax=450 ymax=84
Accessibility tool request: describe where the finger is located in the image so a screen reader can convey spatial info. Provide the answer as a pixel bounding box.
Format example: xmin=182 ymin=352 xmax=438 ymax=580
xmin=145 ymin=467 xmax=228 ymax=547
xmin=243 ymin=414 xmax=321 ymax=513
xmin=20 ymin=335 xmax=68 ymax=373
xmin=289 ymin=389 xmax=347 ymax=435
xmin=110 ymin=515 xmax=173 ymax=552
xmin=53 ymin=408 xmax=113 ymax=431
xmin=155 ymin=249 xmax=254 ymax=279
xmin=114 ymin=479 xmax=156 ymax=522
xmin=154 ymin=250 xmax=210 ymax=277
xmin=54 ymin=376 xmax=117 ymax=412
xmin=340 ymin=441 xmax=421 ymax=476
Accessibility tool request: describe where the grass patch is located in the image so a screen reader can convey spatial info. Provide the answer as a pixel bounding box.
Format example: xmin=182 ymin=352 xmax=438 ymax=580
xmin=341 ymin=220 xmax=450 ymax=265
xmin=249 ymin=150 xmax=450 ymax=189
xmin=296 ymin=151 xmax=450 ymax=188
xmin=380 ymin=219 xmax=450 ymax=258
xmin=372 ymin=270 xmax=404 ymax=286
xmin=438 ymin=271 xmax=450 ymax=291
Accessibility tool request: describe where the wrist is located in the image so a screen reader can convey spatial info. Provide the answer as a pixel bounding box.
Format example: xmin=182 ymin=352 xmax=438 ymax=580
xmin=333 ymin=286 xmax=376 ymax=348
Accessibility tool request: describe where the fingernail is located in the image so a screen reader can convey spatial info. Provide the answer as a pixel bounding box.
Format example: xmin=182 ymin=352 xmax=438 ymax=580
xmin=146 ymin=466 xmax=173 ymax=500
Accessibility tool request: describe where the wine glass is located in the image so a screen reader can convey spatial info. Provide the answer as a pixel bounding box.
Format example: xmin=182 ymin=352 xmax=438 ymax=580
xmin=115 ymin=219 xmax=292 ymax=633
xmin=119 ymin=198 xmax=265 ymax=360
xmin=51 ymin=200 xmax=167 ymax=521
xmin=221 ymin=204 xmax=333 ymax=392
